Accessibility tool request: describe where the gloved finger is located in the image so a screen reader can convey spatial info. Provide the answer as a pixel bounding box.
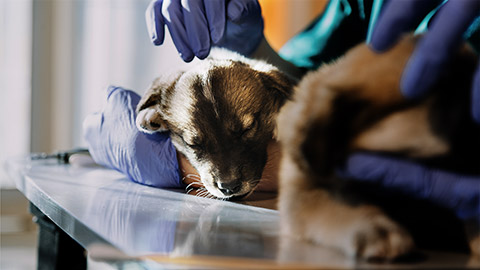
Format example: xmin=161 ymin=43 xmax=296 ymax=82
xmin=183 ymin=0 xmax=211 ymax=59
xmin=339 ymin=152 xmax=480 ymax=220
xmin=204 ymin=0 xmax=226 ymax=43
xmin=162 ymin=0 xmax=194 ymax=62
xmin=106 ymin=85 xmax=122 ymax=99
xmin=227 ymin=0 xmax=259 ymax=23
xmin=146 ymin=0 xmax=166 ymax=45
xmin=216 ymin=0 xmax=263 ymax=56
xmin=473 ymin=61 xmax=480 ymax=123
xmin=369 ymin=0 xmax=442 ymax=52
xmin=400 ymin=0 xmax=480 ymax=99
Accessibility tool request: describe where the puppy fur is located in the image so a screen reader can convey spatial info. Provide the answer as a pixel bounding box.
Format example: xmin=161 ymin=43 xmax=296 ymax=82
xmin=277 ymin=35 xmax=480 ymax=260
xmin=136 ymin=49 xmax=293 ymax=199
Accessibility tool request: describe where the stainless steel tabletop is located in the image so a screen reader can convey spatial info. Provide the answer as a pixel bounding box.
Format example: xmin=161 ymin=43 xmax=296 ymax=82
xmin=6 ymin=157 xmax=480 ymax=269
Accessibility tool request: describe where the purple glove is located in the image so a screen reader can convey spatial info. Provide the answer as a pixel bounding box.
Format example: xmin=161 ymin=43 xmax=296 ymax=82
xmin=83 ymin=86 xmax=182 ymax=188
xmin=146 ymin=0 xmax=264 ymax=62
xmin=340 ymin=153 xmax=480 ymax=223
xmin=369 ymin=0 xmax=480 ymax=123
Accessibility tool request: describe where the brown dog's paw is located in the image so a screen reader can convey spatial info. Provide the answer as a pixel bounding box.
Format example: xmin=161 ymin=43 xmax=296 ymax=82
xmin=463 ymin=220 xmax=480 ymax=257
xmin=468 ymin=234 xmax=480 ymax=256
xmin=351 ymin=215 xmax=414 ymax=261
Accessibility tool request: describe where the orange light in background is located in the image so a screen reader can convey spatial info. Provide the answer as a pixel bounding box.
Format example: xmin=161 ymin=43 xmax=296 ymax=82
xmin=258 ymin=0 xmax=328 ymax=51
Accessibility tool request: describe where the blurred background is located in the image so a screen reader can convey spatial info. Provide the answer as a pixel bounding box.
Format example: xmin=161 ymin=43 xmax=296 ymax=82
xmin=0 ymin=0 xmax=326 ymax=269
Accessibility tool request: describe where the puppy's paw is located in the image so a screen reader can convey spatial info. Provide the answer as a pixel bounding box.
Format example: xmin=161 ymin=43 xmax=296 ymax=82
xmin=352 ymin=215 xmax=414 ymax=261
xmin=136 ymin=107 xmax=167 ymax=133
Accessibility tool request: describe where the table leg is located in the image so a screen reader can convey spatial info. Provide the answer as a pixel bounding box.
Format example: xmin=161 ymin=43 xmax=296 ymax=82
xmin=30 ymin=203 xmax=87 ymax=270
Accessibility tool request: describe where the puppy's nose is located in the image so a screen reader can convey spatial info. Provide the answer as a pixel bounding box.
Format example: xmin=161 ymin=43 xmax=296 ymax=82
xmin=218 ymin=182 xmax=242 ymax=196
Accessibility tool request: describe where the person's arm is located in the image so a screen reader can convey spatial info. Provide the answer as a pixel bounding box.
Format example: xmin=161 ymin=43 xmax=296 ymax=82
xmin=83 ymin=86 xmax=183 ymax=188
xmin=339 ymin=153 xmax=480 ymax=223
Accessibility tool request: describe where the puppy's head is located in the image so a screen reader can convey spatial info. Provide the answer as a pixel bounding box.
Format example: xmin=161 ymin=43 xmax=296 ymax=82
xmin=136 ymin=49 xmax=293 ymax=198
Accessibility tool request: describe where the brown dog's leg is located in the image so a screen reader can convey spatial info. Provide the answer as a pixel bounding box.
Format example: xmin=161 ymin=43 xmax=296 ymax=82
xmin=278 ymin=78 xmax=414 ymax=260
xmin=465 ymin=220 xmax=480 ymax=256
xmin=278 ymin=149 xmax=414 ymax=260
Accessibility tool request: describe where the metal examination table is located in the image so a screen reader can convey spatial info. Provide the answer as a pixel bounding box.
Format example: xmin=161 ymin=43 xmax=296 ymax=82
xmin=6 ymin=158 xmax=480 ymax=269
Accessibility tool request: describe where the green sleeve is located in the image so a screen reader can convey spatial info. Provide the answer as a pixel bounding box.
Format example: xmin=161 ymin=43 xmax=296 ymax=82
xmin=279 ymin=0 xmax=479 ymax=71
xmin=278 ymin=0 xmax=375 ymax=70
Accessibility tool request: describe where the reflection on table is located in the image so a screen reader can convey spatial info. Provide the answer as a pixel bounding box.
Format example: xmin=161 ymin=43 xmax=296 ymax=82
xmin=7 ymin=158 xmax=480 ymax=269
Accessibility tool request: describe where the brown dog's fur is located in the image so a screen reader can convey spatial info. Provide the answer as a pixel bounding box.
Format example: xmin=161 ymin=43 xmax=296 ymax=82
xmin=277 ymin=35 xmax=480 ymax=260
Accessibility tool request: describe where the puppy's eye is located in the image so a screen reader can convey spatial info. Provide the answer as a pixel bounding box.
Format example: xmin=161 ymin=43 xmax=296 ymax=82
xmin=183 ymin=137 xmax=202 ymax=149
xmin=186 ymin=142 xmax=201 ymax=149
xmin=242 ymin=120 xmax=257 ymax=136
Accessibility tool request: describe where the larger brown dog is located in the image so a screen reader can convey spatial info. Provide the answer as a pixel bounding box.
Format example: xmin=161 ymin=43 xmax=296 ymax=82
xmin=277 ymin=35 xmax=480 ymax=260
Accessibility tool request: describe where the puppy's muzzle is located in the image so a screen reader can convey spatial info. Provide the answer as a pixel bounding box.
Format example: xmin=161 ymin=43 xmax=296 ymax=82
xmin=217 ymin=181 xmax=242 ymax=196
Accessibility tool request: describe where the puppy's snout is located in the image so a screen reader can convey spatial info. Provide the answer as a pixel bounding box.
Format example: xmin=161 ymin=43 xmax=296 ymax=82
xmin=217 ymin=181 xmax=242 ymax=196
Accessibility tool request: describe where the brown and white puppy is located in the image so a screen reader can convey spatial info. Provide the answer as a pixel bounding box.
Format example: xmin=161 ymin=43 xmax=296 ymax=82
xmin=136 ymin=49 xmax=293 ymax=199
xmin=277 ymin=35 xmax=480 ymax=260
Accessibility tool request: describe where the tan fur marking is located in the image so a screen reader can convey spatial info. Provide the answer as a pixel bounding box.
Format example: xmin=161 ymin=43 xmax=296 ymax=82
xmin=353 ymin=102 xmax=450 ymax=157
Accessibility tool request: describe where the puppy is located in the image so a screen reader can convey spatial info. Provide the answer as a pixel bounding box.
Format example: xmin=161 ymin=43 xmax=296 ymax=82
xmin=135 ymin=49 xmax=293 ymax=199
xmin=277 ymin=35 xmax=480 ymax=260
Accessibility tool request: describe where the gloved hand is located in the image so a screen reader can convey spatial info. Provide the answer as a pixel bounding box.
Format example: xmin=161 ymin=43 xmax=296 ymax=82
xmin=339 ymin=153 xmax=480 ymax=223
xmin=369 ymin=0 xmax=480 ymax=123
xmin=83 ymin=86 xmax=182 ymax=188
xmin=146 ymin=0 xmax=264 ymax=62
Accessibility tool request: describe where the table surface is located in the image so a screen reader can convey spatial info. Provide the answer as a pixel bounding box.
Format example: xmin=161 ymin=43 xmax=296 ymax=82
xmin=6 ymin=157 xmax=480 ymax=269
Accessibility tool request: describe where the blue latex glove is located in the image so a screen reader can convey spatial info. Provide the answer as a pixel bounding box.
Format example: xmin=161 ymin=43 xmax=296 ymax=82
xmin=369 ymin=0 xmax=480 ymax=123
xmin=146 ymin=0 xmax=264 ymax=62
xmin=340 ymin=153 xmax=480 ymax=223
xmin=83 ymin=86 xmax=182 ymax=188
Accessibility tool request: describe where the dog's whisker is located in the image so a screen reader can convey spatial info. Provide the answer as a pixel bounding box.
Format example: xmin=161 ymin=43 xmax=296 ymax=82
xmin=185 ymin=181 xmax=203 ymax=190
xmin=185 ymin=174 xmax=201 ymax=180
xmin=185 ymin=183 xmax=196 ymax=190
xmin=184 ymin=181 xmax=204 ymax=194
xmin=197 ymin=189 xmax=210 ymax=198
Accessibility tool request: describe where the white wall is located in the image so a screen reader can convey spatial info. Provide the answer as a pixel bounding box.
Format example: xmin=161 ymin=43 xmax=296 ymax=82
xmin=0 ymin=0 xmax=33 ymax=188
xmin=1 ymin=0 xmax=192 ymax=187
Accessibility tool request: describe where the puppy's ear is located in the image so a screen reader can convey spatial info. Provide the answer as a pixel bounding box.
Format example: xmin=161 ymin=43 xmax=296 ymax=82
xmin=137 ymin=77 xmax=166 ymax=113
xmin=260 ymin=70 xmax=294 ymax=109
xmin=136 ymin=77 xmax=173 ymax=134
xmin=260 ymin=70 xmax=294 ymax=140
